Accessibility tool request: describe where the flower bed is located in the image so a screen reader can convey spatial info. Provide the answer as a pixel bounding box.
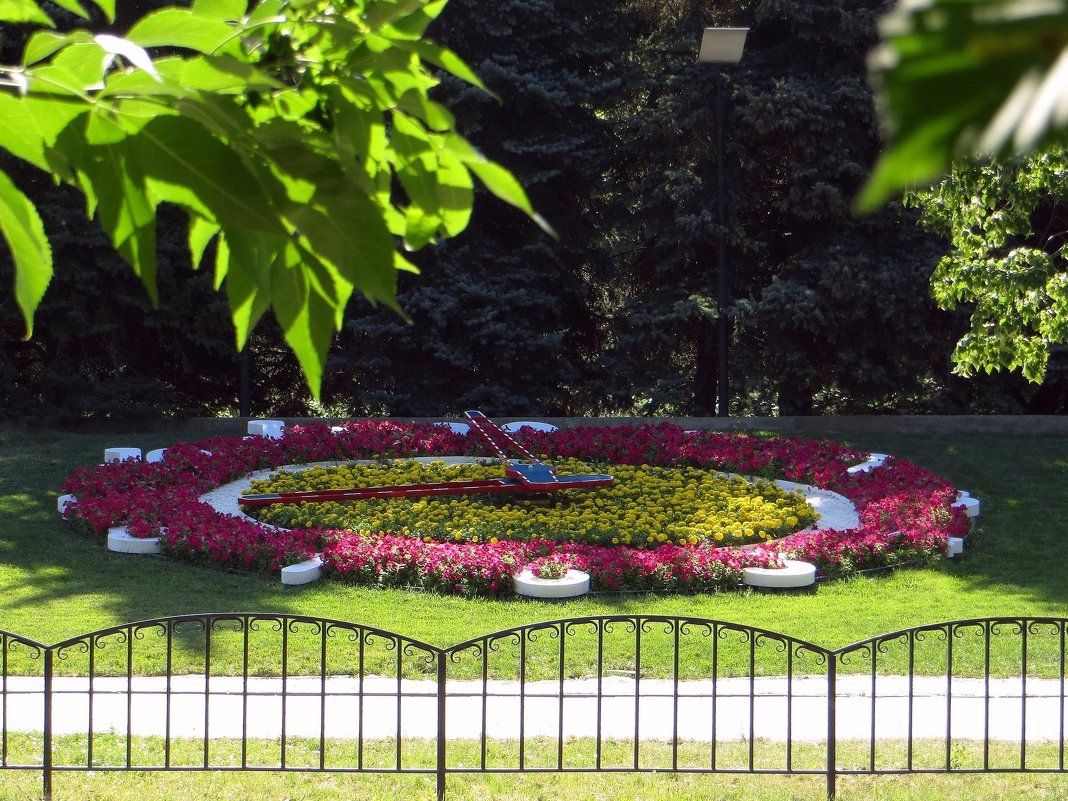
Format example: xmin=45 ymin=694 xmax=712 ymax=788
xmin=244 ymin=460 xmax=818 ymax=548
xmin=59 ymin=422 xmax=972 ymax=597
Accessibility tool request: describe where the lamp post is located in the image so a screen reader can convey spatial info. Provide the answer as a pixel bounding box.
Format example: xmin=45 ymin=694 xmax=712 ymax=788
xmin=698 ymin=27 xmax=747 ymax=417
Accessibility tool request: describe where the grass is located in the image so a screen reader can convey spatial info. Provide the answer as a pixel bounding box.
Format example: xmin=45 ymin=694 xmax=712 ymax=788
xmin=3 ymin=734 xmax=1068 ymax=800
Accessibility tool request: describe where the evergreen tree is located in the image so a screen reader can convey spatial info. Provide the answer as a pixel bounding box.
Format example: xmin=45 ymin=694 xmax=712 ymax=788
xmin=329 ymin=0 xmax=629 ymax=416
xmin=600 ymin=0 xmax=963 ymax=415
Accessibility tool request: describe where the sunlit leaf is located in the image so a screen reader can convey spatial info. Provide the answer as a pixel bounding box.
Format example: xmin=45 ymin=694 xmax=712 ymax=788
xmin=0 ymin=171 xmax=52 ymax=337
xmin=61 ymin=113 xmax=159 ymax=301
xmin=127 ymin=7 xmax=240 ymax=55
xmin=0 ymin=0 xmax=54 ymax=25
xmin=192 ymin=0 xmax=248 ymax=20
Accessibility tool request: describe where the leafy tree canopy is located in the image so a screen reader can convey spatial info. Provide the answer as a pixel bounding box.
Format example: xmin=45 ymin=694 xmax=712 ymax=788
xmin=906 ymin=148 xmax=1068 ymax=383
xmin=859 ymin=0 xmax=1068 ymax=212
xmin=862 ymin=0 xmax=1068 ymax=384
xmin=0 ymin=0 xmax=546 ymax=399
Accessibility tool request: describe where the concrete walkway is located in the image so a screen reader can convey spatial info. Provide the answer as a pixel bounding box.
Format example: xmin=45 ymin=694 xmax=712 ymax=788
xmin=3 ymin=675 xmax=1062 ymax=743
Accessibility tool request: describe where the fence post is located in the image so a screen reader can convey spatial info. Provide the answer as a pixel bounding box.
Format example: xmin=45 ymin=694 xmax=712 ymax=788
xmin=826 ymin=652 xmax=836 ymax=801
xmin=42 ymin=648 xmax=53 ymax=801
xmin=436 ymin=650 xmax=447 ymax=801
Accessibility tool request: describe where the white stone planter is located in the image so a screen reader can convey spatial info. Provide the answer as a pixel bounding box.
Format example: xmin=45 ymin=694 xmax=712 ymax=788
xmin=281 ymin=555 xmax=324 ymax=586
xmin=954 ymin=493 xmax=981 ymax=519
xmin=947 ymin=536 xmax=965 ymax=557
xmin=514 ymin=568 xmax=591 ymax=599
xmin=107 ymin=526 xmax=162 ymax=554
xmin=741 ymin=559 xmax=816 ymax=589
xmin=57 ymin=494 xmax=76 ymax=514
xmin=248 ymin=419 xmax=285 ymax=439
xmin=104 ymin=447 xmax=142 ymax=463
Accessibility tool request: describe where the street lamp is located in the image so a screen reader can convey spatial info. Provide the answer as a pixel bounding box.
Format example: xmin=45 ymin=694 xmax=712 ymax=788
xmin=698 ymin=27 xmax=747 ymax=417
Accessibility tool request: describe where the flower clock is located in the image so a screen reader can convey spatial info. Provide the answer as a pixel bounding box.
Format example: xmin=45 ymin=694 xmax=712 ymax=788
xmin=58 ymin=421 xmax=973 ymax=597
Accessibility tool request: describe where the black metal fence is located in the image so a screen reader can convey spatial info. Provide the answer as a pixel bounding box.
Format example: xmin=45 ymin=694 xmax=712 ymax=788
xmin=2 ymin=613 xmax=1066 ymax=800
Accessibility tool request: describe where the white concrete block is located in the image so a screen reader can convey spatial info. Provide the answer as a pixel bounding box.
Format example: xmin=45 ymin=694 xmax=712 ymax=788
xmin=514 ymin=568 xmax=590 ymax=598
xmin=107 ymin=527 xmax=162 ymax=554
xmin=947 ymin=536 xmax=965 ymax=557
xmin=57 ymin=494 xmax=76 ymax=514
xmin=282 ymin=555 xmax=324 ymax=586
xmin=955 ymin=496 xmax=981 ymax=518
xmin=742 ymin=560 xmax=816 ymax=589
xmin=104 ymin=447 xmax=142 ymax=463
xmin=146 ymin=448 xmax=166 ymax=463
xmin=248 ymin=420 xmax=285 ymax=439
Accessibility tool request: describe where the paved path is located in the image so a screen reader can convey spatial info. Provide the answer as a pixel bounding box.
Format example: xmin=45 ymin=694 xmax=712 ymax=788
xmin=3 ymin=675 xmax=1061 ymax=743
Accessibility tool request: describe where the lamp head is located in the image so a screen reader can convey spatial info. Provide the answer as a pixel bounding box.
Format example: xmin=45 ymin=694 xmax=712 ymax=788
xmin=698 ymin=27 xmax=748 ymax=64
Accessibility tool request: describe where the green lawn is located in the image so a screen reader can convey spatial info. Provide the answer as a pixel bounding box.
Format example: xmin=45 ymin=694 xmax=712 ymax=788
xmin=1 ymin=422 xmax=1063 ymax=649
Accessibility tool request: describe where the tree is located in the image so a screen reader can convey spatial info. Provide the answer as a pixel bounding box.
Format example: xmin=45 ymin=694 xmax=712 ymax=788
xmin=599 ymin=0 xmax=954 ymax=416
xmin=0 ymin=0 xmax=545 ymax=400
xmin=905 ymin=148 xmax=1068 ymax=384
xmin=859 ymin=0 xmax=1068 ymax=384
xmin=328 ymin=0 xmax=627 ymax=416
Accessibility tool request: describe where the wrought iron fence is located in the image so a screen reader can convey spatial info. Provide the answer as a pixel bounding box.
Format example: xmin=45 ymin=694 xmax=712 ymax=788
xmin=2 ymin=614 xmax=1066 ymax=800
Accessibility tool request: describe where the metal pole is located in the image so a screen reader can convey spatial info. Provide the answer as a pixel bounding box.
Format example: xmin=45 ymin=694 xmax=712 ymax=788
xmin=436 ymin=653 xmax=447 ymax=801
xmin=827 ymin=654 xmax=837 ymax=800
xmin=715 ymin=76 xmax=730 ymax=417
xmin=42 ymin=649 xmax=53 ymax=801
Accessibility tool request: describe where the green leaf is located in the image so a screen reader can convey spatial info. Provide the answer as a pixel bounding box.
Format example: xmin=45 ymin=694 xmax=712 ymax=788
xmin=385 ymin=0 xmax=447 ymax=39
xmin=127 ymin=7 xmax=240 ymax=55
xmin=286 ymin=183 xmax=398 ymax=306
xmin=363 ymin=0 xmax=425 ymax=31
xmin=0 ymin=95 xmax=85 ymax=172
xmin=444 ymin=134 xmax=555 ymax=237
xmin=130 ymin=115 xmax=283 ymax=233
xmin=436 ymin=152 xmax=473 ymax=237
xmin=859 ymin=0 xmax=1068 ymax=210
xmin=61 ymin=113 xmax=159 ymax=301
xmin=219 ymin=227 xmax=274 ymax=348
xmin=179 ymin=54 xmax=281 ymax=93
xmin=0 ymin=0 xmax=55 ymax=25
xmin=23 ymin=30 xmax=93 ymax=65
xmin=188 ymin=215 xmax=219 ymax=269
xmin=0 ymin=170 xmax=52 ymax=337
xmin=192 ymin=0 xmax=247 ymax=21
xmin=397 ymin=39 xmax=492 ymax=97
xmin=271 ymin=245 xmax=338 ymax=401
xmin=390 ymin=110 xmax=440 ymax=213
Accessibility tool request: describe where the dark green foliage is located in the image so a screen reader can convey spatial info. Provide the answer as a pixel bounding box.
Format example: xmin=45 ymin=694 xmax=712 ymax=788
xmin=330 ymin=0 xmax=624 ymax=416
xmin=0 ymin=167 xmax=241 ymax=420
xmin=598 ymin=0 xmax=967 ymax=415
